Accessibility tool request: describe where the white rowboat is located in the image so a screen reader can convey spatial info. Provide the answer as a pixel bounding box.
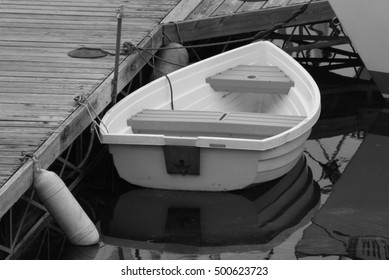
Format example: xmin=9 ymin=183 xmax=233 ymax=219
xmin=100 ymin=41 xmax=320 ymax=191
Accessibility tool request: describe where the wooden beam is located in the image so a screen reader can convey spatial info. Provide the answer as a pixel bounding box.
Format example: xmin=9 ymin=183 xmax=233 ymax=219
xmin=162 ymin=0 xmax=335 ymax=43
xmin=283 ymin=37 xmax=351 ymax=53
xmin=0 ymin=25 xmax=164 ymax=218
xmin=310 ymin=61 xmax=364 ymax=72
xmin=268 ymin=33 xmax=349 ymax=43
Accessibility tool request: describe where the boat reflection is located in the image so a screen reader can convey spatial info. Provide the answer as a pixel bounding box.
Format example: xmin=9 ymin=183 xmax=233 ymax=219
xmin=95 ymin=155 xmax=320 ymax=259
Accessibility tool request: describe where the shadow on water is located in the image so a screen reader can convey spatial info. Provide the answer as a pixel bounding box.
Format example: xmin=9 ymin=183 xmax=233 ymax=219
xmin=58 ymin=69 xmax=385 ymax=260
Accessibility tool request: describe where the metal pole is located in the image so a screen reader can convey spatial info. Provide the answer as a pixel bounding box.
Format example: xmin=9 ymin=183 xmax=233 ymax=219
xmin=112 ymin=6 xmax=124 ymax=105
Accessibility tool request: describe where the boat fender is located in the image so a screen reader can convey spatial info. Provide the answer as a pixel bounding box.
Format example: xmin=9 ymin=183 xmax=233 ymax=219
xmin=33 ymin=168 xmax=100 ymax=246
xmin=149 ymin=42 xmax=189 ymax=81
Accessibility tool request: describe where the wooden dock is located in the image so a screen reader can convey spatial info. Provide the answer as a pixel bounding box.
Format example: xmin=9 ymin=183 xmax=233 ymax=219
xmin=0 ymin=0 xmax=181 ymax=218
xmin=0 ymin=0 xmax=335 ymax=258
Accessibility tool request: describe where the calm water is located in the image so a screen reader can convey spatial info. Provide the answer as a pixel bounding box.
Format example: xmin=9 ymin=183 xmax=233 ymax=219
xmin=56 ymin=75 xmax=385 ymax=260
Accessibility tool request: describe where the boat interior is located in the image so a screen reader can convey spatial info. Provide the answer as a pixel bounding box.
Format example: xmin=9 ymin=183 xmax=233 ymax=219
xmin=126 ymin=64 xmax=307 ymax=139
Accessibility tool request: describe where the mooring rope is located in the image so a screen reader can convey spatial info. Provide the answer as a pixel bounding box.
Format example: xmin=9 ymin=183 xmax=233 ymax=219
xmin=74 ymin=94 xmax=109 ymax=139
xmin=22 ymin=152 xmax=42 ymax=173
xmin=123 ymin=42 xmax=175 ymax=110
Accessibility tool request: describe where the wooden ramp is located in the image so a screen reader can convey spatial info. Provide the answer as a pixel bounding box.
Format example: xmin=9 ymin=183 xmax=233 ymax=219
xmin=296 ymin=107 xmax=389 ymax=259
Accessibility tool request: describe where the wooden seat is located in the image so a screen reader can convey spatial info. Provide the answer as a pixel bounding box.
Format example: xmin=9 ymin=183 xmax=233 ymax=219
xmin=206 ymin=65 xmax=294 ymax=94
xmin=128 ymin=109 xmax=306 ymax=138
xmin=128 ymin=109 xmax=225 ymax=135
xmin=221 ymin=112 xmax=306 ymax=136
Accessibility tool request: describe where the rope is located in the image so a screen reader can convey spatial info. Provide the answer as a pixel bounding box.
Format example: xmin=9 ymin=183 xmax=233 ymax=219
xmin=123 ymin=42 xmax=175 ymax=110
xmin=74 ymin=94 xmax=109 ymax=141
xmin=147 ymin=50 xmax=188 ymax=67
xmin=252 ymin=0 xmax=314 ymax=41
xmin=22 ymin=152 xmax=41 ymax=174
xmin=77 ymin=124 xmax=96 ymax=169
xmin=68 ymin=47 xmax=115 ymax=58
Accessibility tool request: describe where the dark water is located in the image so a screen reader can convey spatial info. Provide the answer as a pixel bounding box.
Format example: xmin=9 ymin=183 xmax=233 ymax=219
xmin=55 ymin=72 xmax=385 ymax=260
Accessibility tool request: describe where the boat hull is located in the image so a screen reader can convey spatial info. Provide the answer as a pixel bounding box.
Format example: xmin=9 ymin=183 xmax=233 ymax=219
xmin=109 ymin=130 xmax=310 ymax=191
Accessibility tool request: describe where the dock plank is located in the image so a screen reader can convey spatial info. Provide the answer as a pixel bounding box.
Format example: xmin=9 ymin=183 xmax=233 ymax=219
xmin=161 ymin=0 xmax=203 ymax=23
xmin=186 ymin=0 xmax=225 ymax=20
xmin=262 ymin=0 xmax=291 ymax=8
xmin=237 ymin=1 xmax=267 ymax=12
xmin=212 ymin=0 xmax=244 ymax=16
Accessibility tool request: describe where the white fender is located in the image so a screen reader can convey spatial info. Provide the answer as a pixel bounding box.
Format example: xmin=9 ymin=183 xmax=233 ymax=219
xmin=33 ymin=169 xmax=100 ymax=246
xmin=149 ymin=42 xmax=189 ymax=81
